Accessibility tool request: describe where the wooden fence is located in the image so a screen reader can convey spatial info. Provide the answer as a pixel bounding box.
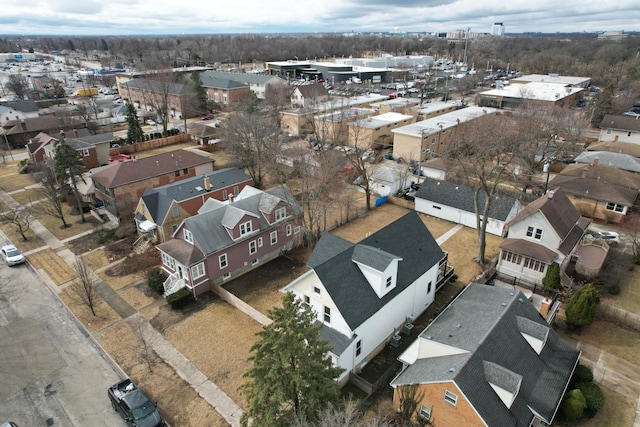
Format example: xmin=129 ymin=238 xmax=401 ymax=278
xmin=108 ymin=134 xmax=189 ymax=156
xmin=210 ymin=284 xmax=272 ymax=326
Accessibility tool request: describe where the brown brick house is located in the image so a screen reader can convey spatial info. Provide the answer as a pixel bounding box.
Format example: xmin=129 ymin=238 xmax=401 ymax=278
xmin=391 ymin=283 xmax=580 ymax=427
xmin=199 ymin=76 xmax=250 ymax=106
xmin=90 ymin=149 xmax=214 ymax=219
xmin=157 ymin=185 xmax=302 ymax=296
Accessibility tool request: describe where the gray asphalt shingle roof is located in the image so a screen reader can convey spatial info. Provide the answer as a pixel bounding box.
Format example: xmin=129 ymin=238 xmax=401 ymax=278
xmin=310 ymin=211 xmax=444 ymax=330
xmin=392 ymin=283 xmax=580 ymax=426
xmin=415 ymin=179 xmax=519 ymax=221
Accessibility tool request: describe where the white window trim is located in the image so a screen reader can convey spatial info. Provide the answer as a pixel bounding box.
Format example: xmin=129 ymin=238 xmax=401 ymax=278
xmin=184 ymin=229 xmax=194 ymax=244
xmin=258 ymin=237 xmax=263 ymax=247
xmin=219 ymin=253 xmax=228 ymax=269
xmin=270 ymin=230 xmax=278 ymax=245
xmin=286 ymin=224 xmax=292 ymax=236
xmin=240 ymin=221 xmax=253 ymax=237
xmin=223 ymin=272 xmax=231 ymax=280
xmin=191 ymin=262 xmax=205 ymax=280
xmin=249 ymin=240 xmax=257 ymax=255
xmin=161 ymin=252 xmax=175 ymax=270
xmin=444 ymin=390 xmax=457 ymax=406
xmin=419 ymin=405 xmax=431 ymax=420
xmin=275 ymin=206 xmax=286 ymax=221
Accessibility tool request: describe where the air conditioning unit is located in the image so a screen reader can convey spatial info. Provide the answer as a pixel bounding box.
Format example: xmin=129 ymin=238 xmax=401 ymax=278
xmin=402 ymin=323 xmax=415 ymax=336
xmin=390 ymin=334 xmax=402 ymax=348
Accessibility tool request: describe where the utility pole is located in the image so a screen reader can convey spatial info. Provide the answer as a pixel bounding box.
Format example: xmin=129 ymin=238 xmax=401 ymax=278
xmin=463 ymin=27 xmax=470 ymax=65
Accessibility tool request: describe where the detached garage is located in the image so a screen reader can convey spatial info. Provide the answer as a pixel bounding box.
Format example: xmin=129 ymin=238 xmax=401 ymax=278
xmin=414 ymin=179 xmax=522 ymax=236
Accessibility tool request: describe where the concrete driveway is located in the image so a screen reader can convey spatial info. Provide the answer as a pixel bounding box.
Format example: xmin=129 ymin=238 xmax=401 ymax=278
xmin=0 ymin=240 xmax=125 ymax=426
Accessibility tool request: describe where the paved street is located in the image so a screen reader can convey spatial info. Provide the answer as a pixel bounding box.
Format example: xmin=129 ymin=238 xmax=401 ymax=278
xmin=0 ymin=234 xmax=125 ymax=426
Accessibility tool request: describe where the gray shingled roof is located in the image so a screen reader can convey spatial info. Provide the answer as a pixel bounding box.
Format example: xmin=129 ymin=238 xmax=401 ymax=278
xmin=415 ymin=179 xmax=519 ymax=221
xmin=200 ymin=75 xmax=249 ymax=90
xmin=319 ymin=322 xmax=355 ymax=355
xmin=352 ymin=244 xmax=401 ymax=272
xmin=574 ymin=151 xmax=640 ymax=173
xmin=122 ymin=78 xmax=188 ymax=95
xmin=600 ymin=114 xmax=640 ymax=132
xmin=141 ymin=167 xmax=252 ymax=225
xmin=201 ymin=70 xmax=285 ymax=86
xmin=178 ymin=185 xmax=300 ymax=256
xmin=392 ymin=283 xmax=580 ymax=427
xmin=310 ymin=211 xmax=444 ymax=330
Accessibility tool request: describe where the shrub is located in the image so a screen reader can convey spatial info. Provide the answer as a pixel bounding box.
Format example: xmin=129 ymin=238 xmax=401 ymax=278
xmin=97 ymin=229 xmax=117 ymax=244
xmin=542 ymin=262 xmax=561 ymax=290
xmin=147 ymin=268 xmax=165 ymax=294
xmin=577 ymin=382 xmax=605 ymax=412
xmin=608 ymin=285 xmax=621 ymax=295
xmin=573 ymin=364 xmax=594 ymax=384
xmin=561 ymin=389 xmax=586 ymax=421
xmin=166 ymin=288 xmax=194 ymax=309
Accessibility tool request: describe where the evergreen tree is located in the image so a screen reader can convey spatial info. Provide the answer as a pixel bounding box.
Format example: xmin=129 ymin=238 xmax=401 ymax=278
xmin=190 ymin=72 xmax=209 ymax=113
xmin=53 ymin=136 xmax=87 ymax=223
xmin=565 ymin=284 xmax=599 ymax=330
xmin=542 ymin=262 xmax=561 ymax=291
xmin=241 ymin=292 xmax=343 ymax=426
xmin=125 ymin=103 xmax=144 ymax=144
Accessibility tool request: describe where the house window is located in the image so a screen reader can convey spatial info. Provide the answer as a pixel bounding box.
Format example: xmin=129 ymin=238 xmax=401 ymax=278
xmin=172 ymin=224 xmax=178 ymax=233
xmin=294 ymin=226 xmax=301 ymax=234
xmin=219 ymin=254 xmax=228 ymax=269
xmin=183 ymin=168 xmax=188 ymax=174
xmin=605 ymin=202 xmax=625 ymax=213
xmin=524 ymin=257 xmax=545 ymax=273
xmin=222 ymin=189 xmax=228 ymax=200
xmin=286 ymin=224 xmax=292 ymax=236
xmin=258 ymin=237 xmax=263 ymax=247
xmin=240 ymin=221 xmax=252 ymax=236
xmin=628 ymin=132 xmax=632 ymax=137
xmin=444 ymin=390 xmax=457 ymax=406
xmin=304 ymin=295 xmax=310 ymax=306
xmin=249 ymin=240 xmax=257 ymax=255
xmin=83 ymin=148 xmax=90 ymax=157
xmin=428 ymin=281 xmax=432 ymax=293
xmin=386 ymin=276 xmax=392 ymax=288
xmin=172 ymin=206 xmax=179 ymax=217
xmin=607 ymin=129 xmax=612 ymax=134
xmin=190 ymin=262 xmax=205 ymax=280
xmin=175 ymin=170 xmax=180 ymax=177
xmin=184 ymin=229 xmax=194 ymax=244
xmin=233 ymin=185 xmax=239 ymax=195
xmin=526 ymin=226 xmax=543 ymax=240
xmin=251 ymin=258 xmax=259 ymax=266
xmin=501 ymin=251 xmax=522 ymax=265
xmin=419 ymin=405 xmax=431 ymax=421
xmin=270 ymin=231 xmax=278 ymax=245
xmin=223 ymin=272 xmax=231 ymax=280
xmin=161 ymin=252 xmax=175 ymax=270
xmin=275 ymin=207 xmax=286 ymax=221
xmin=324 ymin=306 xmax=331 ymax=324
xmin=313 ymin=286 xmax=321 ymax=296
xmin=356 ymin=340 xmax=362 ymax=357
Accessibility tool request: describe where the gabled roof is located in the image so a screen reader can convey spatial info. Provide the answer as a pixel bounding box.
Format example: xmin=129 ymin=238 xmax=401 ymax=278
xmin=166 ymin=185 xmax=300 ymax=257
xmin=90 ymin=149 xmax=213 ymax=189
xmin=0 ymin=99 xmax=39 ymax=113
xmin=600 ymin=114 xmax=640 ymax=132
xmin=574 ymin=151 xmax=640 ymax=173
xmin=26 ymin=132 xmax=57 ymax=154
xmin=391 ymin=283 xmax=580 ymax=427
xmin=586 ymin=141 xmax=640 ymax=158
xmin=200 ymin=71 xmax=286 ymax=86
xmin=154 ymin=238 xmax=205 ymax=266
xmin=309 ymin=211 xmax=444 ymax=330
xmin=200 ymin=76 xmax=249 ymax=90
xmin=415 ymin=179 xmax=519 ymax=221
xmin=140 ymin=167 xmax=252 ymax=224
xmin=548 ymin=163 xmax=640 ymax=205
xmin=511 ymin=189 xmax=577 ymax=236
xmin=2 ymin=116 xmax=65 ymax=135
xmin=296 ymin=83 xmax=328 ymax=98
xmin=122 ymin=78 xmax=188 ymax=95
xmin=73 ymin=131 xmax=113 ymax=146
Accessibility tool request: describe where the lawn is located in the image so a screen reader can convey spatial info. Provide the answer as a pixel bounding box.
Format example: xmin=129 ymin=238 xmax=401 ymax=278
xmin=162 ymin=298 xmax=264 ymax=409
xmin=27 ymin=248 xmax=77 ymax=285
xmin=0 ymin=222 xmax=46 ymax=252
xmin=80 ymin=247 xmax=111 ymax=270
xmin=576 ymin=385 xmax=636 ymax=427
xmin=331 ymin=203 xmax=411 ymax=243
xmin=441 ymin=227 xmax=502 ymax=285
xmin=99 ymin=322 xmax=229 ymax=427
xmin=568 ymin=319 xmax=640 ymax=367
xmin=59 ymin=286 xmax=121 ymax=332
xmin=10 ymin=188 xmax=43 ymax=205
xmin=98 ymin=268 xmax=145 ymax=291
xmin=0 ymin=171 xmax=35 ymax=192
xmin=32 ymin=202 xmax=101 ymax=240
xmin=607 ymin=267 xmax=640 ymax=314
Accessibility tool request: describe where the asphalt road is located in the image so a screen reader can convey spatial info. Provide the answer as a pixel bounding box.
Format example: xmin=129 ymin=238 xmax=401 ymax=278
xmin=0 ymin=240 xmax=125 ymax=426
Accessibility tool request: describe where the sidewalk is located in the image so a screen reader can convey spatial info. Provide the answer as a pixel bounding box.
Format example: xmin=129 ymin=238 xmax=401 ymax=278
xmin=0 ymin=188 xmax=243 ymax=426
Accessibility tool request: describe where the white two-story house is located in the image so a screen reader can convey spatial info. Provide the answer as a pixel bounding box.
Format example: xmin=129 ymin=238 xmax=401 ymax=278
xmin=497 ymin=189 xmax=591 ymax=286
xmin=282 ymin=211 xmax=454 ymax=385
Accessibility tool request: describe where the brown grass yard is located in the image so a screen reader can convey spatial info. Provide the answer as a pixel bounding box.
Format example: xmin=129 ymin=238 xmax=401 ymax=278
xmin=99 ymin=322 xmax=229 ymax=427
xmin=441 ymin=227 xmax=503 ymax=285
xmin=9 ymin=188 xmax=42 ymax=205
xmin=606 ymin=267 xmax=640 ymax=314
xmin=32 ymin=202 xmax=100 ymax=240
xmin=0 ymin=222 xmax=46 ymax=252
xmin=161 ymin=298 xmax=264 ymax=409
xmin=0 ymin=172 xmax=35 ymax=192
xmin=98 ymin=268 xmax=145 ymax=291
xmin=58 ymin=286 xmax=121 ymax=332
xmin=80 ymin=247 xmax=111 ymax=270
xmin=27 ymin=248 xmax=77 ymax=285
xmin=568 ymin=319 xmax=640 ymax=367
xmin=576 ymin=385 xmax=636 ymax=427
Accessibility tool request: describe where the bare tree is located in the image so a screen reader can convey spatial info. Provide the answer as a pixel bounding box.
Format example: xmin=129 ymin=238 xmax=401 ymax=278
xmin=130 ymin=316 xmax=156 ymax=373
xmin=442 ymin=113 xmax=521 ymax=265
xmin=35 ymin=165 xmax=69 ymax=228
xmin=0 ymin=204 xmax=33 ymax=241
xmin=5 ymin=74 xmax=29 ymax=99
xmin=70 ymin=257 xmax=99 ymax=316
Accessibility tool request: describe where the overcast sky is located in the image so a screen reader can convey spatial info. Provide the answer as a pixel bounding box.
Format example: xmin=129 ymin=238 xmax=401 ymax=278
xmin=0 ymin=0 xmax=638 ymax=36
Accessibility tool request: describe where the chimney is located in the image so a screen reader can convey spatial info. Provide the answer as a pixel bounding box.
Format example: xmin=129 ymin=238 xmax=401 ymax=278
xmin=539 ymin=297 xmax=551 ymax=318
xmin=582 ymin=166 xmax=588 ymax=178
xmin=59 ymin=130 xmax=65 ymax=138
xmin=73 ymin=128 xmax=78 ymax=138
xmin=20 ymin=120 xmax=26 ymax=131
xmin=203 ymin=176 xmax=211 ymax=191
xmin=547 ymin=189 xmax=555 ymax=199
xmin=593 ymin=156 xmax=599 ymax=166
xmin=228 ymin=194 xmax=235 ymax=203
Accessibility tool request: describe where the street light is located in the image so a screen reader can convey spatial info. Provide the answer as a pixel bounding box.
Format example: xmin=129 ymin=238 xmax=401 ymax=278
xmin=543 ymin=162 xmax=551 ymax=194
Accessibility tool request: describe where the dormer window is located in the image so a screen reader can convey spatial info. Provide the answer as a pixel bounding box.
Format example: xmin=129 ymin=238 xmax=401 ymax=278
xmin=386 ymin=276 xmax=392 ymax=288
xmin=239 ymin=221 xmax=252 ymax=236
xmin=184 ymin=229 xmax=194 ymax=244
xmin=275 ymin=207 xmax=286 ymax=221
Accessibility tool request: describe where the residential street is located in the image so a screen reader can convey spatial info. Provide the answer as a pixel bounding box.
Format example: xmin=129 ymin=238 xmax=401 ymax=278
xmin=0 ymin=233 xmax=125 ymax=426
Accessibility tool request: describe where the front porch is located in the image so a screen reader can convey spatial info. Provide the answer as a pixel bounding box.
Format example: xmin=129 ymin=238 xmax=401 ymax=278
xmin=163 ymin=271 xmax=187 ymax=296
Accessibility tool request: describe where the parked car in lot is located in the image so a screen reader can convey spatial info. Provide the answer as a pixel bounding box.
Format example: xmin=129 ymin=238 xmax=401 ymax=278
xmin=145 ymin=120 xmax=156 ymax=125
xmin=1 ymin=245 xmax=25 ymax=266
xmin=585 ymin=230 xmax=620 ymax=245
xmin=108 ymin=378 xmax=164 ymax=427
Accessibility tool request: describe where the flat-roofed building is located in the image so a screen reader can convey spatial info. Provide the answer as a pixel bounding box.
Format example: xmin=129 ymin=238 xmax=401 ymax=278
xmin=476 ymin=82 xmax=584 ymax=109
xmin=349 ymin=112 xmax=415 ymax=149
